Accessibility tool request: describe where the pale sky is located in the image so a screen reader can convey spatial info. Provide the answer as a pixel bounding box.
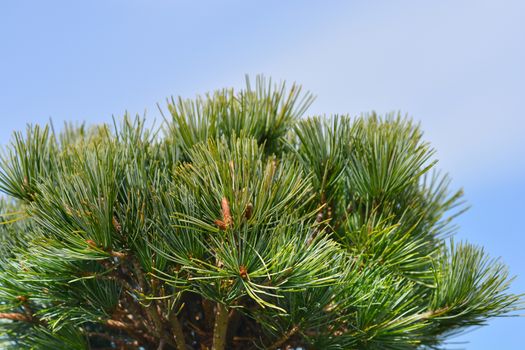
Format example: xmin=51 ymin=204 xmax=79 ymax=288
xmin=1 ymin=1 xmax=524 ymax=348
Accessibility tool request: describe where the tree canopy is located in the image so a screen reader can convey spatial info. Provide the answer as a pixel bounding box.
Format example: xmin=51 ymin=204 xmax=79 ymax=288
xmin=0 ymin=76 xmax=521 ymax=350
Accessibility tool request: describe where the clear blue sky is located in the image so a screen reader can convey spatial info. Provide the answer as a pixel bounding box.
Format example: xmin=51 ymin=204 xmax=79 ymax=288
xmin=1 ymin=1 xmax=524 ymax=348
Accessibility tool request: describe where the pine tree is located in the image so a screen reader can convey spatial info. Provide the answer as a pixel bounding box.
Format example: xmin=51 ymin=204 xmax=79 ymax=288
xmin=0 ymin=76 xmax=521 ymax=350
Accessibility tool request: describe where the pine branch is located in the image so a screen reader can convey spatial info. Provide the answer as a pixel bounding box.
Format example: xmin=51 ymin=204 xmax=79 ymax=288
xmin=105 ymin=319 xmax=157 ymax=346
xmin=0 ymin=312 xmax=33 ymax=322
xmin=267 ymin=324 xmax=299 ymax=350
xmin=212 ymin=303 xmax=229 ymax=350
xmin=87 ymin=332 xmax=140 ymax=350
xmin=168 ymin=311 xmax=187 ymax=350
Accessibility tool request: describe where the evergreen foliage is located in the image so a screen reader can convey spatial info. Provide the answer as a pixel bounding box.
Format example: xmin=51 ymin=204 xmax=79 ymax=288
xmin=0 ymin=76 xmax=521 ymax=349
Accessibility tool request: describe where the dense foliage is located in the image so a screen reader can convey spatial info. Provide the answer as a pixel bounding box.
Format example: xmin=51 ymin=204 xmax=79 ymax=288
xmin=0 ymin=77 xmax=521 ymax=349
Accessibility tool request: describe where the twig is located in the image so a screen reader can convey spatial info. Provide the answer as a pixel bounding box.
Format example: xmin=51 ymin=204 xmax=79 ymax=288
xmin=105 ymin=319 xmax=157 ymax=346
xmin=267 ymin=325 xmax=299 ymax=350
xmin=187 ymin=320 xmax=208 ymax=337
xmin=0 ymin=312 xmax=32 ymax=322
xmin=87 ymin=332 xmax=140 ymax=350
xmin=156 ymin=339 xmax=166 ymax=350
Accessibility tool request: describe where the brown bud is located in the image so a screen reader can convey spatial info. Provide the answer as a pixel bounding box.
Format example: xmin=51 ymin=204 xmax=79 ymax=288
xmin=244 ymin=203 xmax=253 ymax=220
xmin=112 ymin=216 xmax=122 ymax=233
xmin=86 ymin=239 xmax=97 ymax=248
xmin=214 ymin=219 xmax=227 ymax=231
xmin=16 ymin=295 xmax=28 ymax=303
xmin=221 ymin=197 xmax=232 ymax=227
xmin=239 ymin=265 xmax=248 ymax=279
xmin=111 ymin=250 xmax=127 ymax=259
xmin=316 ymin=210 xmax=324 ymax=223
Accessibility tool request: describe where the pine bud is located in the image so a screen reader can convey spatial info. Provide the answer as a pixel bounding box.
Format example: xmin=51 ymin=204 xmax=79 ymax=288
xmin=244 ymin=203 xmax=253 ymax=220
xmin=16 ymin=295 xmax=28 ymax=303
xmin=215 ymin=197 xmax=233 ymax=230
xmin=316 ymin=210 xmax=324 ymax=223
xmin=112 ymin=215 xmax=122 ymax=233
xmin=221 ymin=197 xmax=232 ymax=227
xmin=214 ymin=219 xmax=227 ymax=231
xmin=239 ymin=265 xmax=248 ymax=279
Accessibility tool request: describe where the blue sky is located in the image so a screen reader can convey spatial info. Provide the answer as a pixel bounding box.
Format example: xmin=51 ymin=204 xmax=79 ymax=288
xmin=1 ymin=1 xmax=524 ymax=348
